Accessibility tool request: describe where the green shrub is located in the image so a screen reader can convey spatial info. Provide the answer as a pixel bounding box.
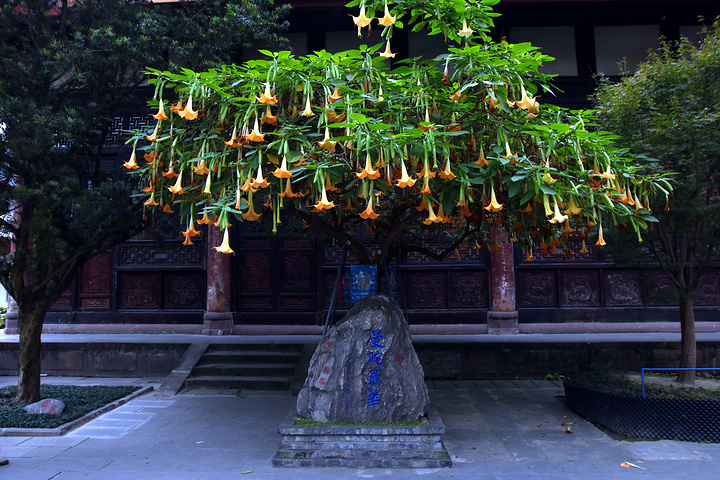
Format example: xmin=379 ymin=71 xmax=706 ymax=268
xmin=0 ymin=384 xmax=140 ymax=429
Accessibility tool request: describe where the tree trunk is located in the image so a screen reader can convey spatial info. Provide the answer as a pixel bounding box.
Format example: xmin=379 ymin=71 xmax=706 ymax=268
xmin=677 ymin=296 xmax=696 ymax=385
xmin=15 ymin=306 xmax=45 ymax=403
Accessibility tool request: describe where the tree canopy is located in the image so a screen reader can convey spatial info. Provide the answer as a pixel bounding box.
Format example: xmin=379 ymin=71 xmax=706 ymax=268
xmin=0 ymin=0 xmax=289 ymax=402
xmin=128 ymin=0 xmax=671 ymax=264
xmin=594 ymin=23 xmax=720 ymax=384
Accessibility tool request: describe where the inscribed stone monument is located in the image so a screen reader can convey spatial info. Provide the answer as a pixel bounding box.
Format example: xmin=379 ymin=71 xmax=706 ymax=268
xmin=297 ymin=294 xmax=429 ymax=423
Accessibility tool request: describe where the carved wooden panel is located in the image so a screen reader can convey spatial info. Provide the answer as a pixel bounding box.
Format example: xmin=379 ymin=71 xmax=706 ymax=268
xmin=82 ymin=255 xmax=112 ymax=293
xmin=449 ymin=271 xmax=488 ymax=308
xmin=117 ymin=272 xmax=161 ymax=309
xmin=517 ymin=271 xmax=557 ymax=307
xmin=280 ymin=296 xmax=314 ymax=309
xmin=163 ymin=272 xmax=204 ymax=309
xmin=240 ymin=238 xmax=273 ymax=249
xmin=559 ymin=270 xmax=600 ymax=307
xmin=239 ymin=252 xmax=272 ymax=292
xmin=407 ymin=271 xmax=447 ymax=309
xmin=118 ymin=243 xmax=202 ymax=267
xmin=323 ymin=244 xmax=362 ymax=266
xmin=238 ymin=296 xmax=273 ymax=308
xmin=281 ymin=253 xmax=313 ymax=292
xmin=283 ymin=238 xmax=313 ymax=249
xmin=322 ymin=271 xmax=352 ymax=309
xmin=645 ymin=271 xmax=678 ymax=306
xmin=697 ymin=270 xmax=720 ymax=306
xmin=81 ymin=297 xmax=111 ymax=308
xmin=404 ymin=243 xmax=484 ymax=264
xmin=604 ymin=271 xmax=642 ymax=306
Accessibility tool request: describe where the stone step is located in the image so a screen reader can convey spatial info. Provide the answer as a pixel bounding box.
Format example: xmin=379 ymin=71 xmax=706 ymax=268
xmin=197 ymin=350 xmax=302 ymax=364
xmin=192 ymin=363 xmax=297 ymax=377
xmin=281 ymin=434 xmax=443 ymax=443
xmin=280 ymin=440 xmax=446 ymax=451
xmin=276 ymin=447 xmax=447 ymax=459
xmin=184 ymin=375 xmax=292 ymax=390
xmin=272 ymin=449 xmax=452 ymax=468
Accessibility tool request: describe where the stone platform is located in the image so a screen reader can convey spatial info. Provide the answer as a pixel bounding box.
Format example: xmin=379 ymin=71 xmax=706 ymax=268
xmin=272 ymin=408 xmax=452 ymax=468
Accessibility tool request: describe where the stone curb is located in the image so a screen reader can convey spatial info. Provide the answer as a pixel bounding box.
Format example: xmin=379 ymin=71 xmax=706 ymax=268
xmin=0 ymin=385 xmax=153 ymax=437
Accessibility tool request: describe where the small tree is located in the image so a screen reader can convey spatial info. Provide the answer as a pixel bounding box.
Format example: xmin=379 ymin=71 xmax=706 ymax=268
xmin=0 ymin=0 xmax=289 ymax=403
xmin=595 ymin=26 xmax=720 ymax=385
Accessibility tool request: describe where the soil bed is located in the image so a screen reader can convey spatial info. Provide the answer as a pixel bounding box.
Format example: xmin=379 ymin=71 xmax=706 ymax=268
xmin=0 ymin=384 xmax=140 ymax=429
xmin=564 ymin=370 xmax=720 ymax=443
xmin=571 ymin=371 xmax=720 ymax=400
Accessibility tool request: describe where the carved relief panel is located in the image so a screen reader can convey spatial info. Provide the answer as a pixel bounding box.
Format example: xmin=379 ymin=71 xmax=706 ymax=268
xmin=697 ymin=270 xmax=720 ymax=306
xmin=604 ymin=271 xmax=642 ymax=306
xmin=449 ymin=271 xmax=488 ymax=308
xmin=517 ymin=271 xmax=557 ymax=307
xmin=117 ymin=272 xmax=161 ymax=309
xmin=559 ymin=270 xmax=600 ymax=307
xmin=407 ymin=271 xmax=448 ymax=309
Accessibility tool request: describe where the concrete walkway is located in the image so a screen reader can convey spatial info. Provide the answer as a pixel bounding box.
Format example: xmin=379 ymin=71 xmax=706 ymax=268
xmin=1 ymin=376 xmax=719 ymax=479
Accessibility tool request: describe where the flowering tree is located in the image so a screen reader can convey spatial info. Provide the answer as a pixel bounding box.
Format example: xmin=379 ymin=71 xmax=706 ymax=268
xmin=128 ymin=0 xmax=670 ymax=272
xmin=0 ymin=0 xmax=289 ymax=404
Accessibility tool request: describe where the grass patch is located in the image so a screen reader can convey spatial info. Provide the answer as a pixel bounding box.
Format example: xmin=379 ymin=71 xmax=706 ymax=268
xmin=570 ymin=372 xmax=720 ymax=400
xmin=0 ymin=385 xmax=141 ymax=429
xmin=294 ymin=417 xmax=429 ymax=426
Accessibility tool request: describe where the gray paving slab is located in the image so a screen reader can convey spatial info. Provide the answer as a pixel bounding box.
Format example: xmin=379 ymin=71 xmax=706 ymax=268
xmin=1 ymin=375 xmax=720 ymax=479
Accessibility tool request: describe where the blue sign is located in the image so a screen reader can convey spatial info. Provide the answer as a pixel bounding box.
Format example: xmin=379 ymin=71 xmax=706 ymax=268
xmin=350 ymin=265 xmax=377 ymax=303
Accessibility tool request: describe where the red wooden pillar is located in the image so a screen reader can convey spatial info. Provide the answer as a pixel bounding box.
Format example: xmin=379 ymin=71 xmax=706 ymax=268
xmin=203 ymin=227 xmax=234 ymax=335
xmin=487 ymin=228 xmax=519 ymax=334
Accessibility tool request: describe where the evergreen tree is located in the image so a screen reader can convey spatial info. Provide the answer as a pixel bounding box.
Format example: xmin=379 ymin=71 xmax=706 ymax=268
xmin=0 ymin=0 xmax=289 ymax=403
xmin=595 ymin=26 xmax=720 ymax=384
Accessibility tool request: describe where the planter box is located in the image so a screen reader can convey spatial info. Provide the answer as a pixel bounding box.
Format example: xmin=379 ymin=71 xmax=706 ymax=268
xmin=564 ymin=371 xmax=720 ymax=443
xmin=272 ymin=407 xmax=452 ymax=468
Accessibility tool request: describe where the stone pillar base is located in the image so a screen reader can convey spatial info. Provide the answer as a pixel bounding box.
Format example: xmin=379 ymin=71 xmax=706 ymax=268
xmin=202 ymin=312 xmax=234 ymax=335
xmin=487 ymin=311 xmax=519 ymax=335
xmin=4 ymin=312 xmax=19 ymax=335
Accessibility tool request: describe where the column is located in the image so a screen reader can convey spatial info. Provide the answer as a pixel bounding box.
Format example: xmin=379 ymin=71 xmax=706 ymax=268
xmin=202 ymin=226 xmax=233 ymax=335
xmin=487 ymin=228 xmax=519 ymax=334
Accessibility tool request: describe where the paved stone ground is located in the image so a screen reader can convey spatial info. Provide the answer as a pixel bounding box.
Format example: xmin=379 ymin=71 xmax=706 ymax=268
xmin=1 ymin=376 xmax=719 ymax=479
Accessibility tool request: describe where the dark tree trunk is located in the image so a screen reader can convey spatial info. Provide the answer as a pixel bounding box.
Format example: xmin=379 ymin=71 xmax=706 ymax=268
xmin=677 ymin=296 xmax=696 ymax=385
xmin=15 ymin=306 xmax=45 ymax=403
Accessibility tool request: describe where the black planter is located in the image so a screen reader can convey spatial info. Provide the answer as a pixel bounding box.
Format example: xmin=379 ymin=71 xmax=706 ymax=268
xmin=564 ymin=370 xmax=720 ymax=443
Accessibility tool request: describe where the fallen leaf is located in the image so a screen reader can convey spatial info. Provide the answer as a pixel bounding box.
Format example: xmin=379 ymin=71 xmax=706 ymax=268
xmin=241 ymin=471 xmax=254 ymax=474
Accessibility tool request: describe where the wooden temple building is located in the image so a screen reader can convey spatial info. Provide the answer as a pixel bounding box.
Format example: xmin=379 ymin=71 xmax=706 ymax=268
xmin=5 ymin=0 xmax=720 ymax=337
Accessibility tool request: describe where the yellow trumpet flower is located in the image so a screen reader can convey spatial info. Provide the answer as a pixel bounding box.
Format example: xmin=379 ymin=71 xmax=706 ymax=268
xmin=318 ymin=127 xmax=337 ymax=151
xmin=438 ymin=158 xmax=456 ymax=180
xmin=251 ymin=162 xmax=270 ymax=189
xmin=377 ymin=4 xmax=396 ymax=27
xmin=246 ymin=118 xmax=265 ymax=143
xmin=352 ymin=5 xmax=373 ymax=36
xmin=396 ymin=160 xmax=416 ymax=188
xmin=548 ymin=201 xmax=568 ymax=224
xmin=596 ymin=224 xmax=607 ymax=246
xmin=356 ymin=152 xmax=380 ymax=180
xmin=256 ymin=82 xmax=277 ymax=104
xmin=457 ymin=18 xmax=474 ymax=37
xmin=151 ymin=100 xmax=169 ymax=121
xmin=167 ymin=171 xmax=185 ymax=195
xmin=314 ymin=183 xmax=335 ymax=211
xmin=359 ymin=194 xmax=380 ymax=220
xmin=214 ymin=228 xmax=234 ymax=254
xmin=484 ymin=186 xmax=503 ymax=212
xmin=272 ymin=156 xmax=293 ymax=179
xmin=123 ymin=150 xmax=139 ymax=170
xmin=301 ymin=94 xmax=314 ymax=117
xmin=379 ymin=40 xmax=396 ymax=59
xmin=178 ymin=96 xmax=199 ymax=120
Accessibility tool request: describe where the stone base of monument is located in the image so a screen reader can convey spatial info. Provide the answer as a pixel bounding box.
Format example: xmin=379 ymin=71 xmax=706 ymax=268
xmin=272 ymin=407 xmax=452 ymax=468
